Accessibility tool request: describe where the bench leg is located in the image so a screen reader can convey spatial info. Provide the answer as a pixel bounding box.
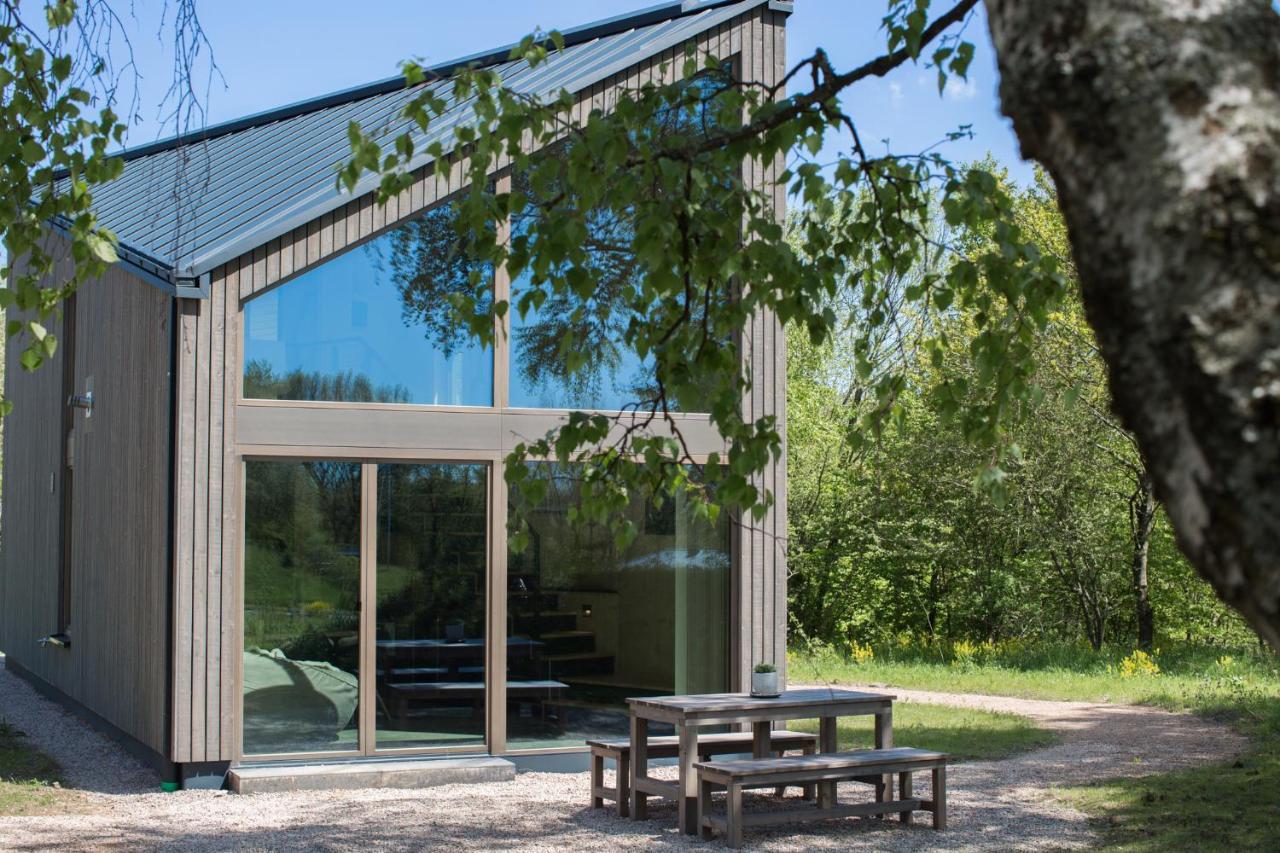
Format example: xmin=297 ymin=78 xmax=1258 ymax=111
xmin=727 ymin=782 xmax=744 ymax=849
xmin=899 ymin=771 xmax=912 ymax=825
xmin=932 ymin=766 xmax=947 ymax=830
xmin=773 ymin=750 xmax=786 ymax=798
xmin=630 ymin=715 xmax=648 ymax=820
xmin=618 ymin=752 xmax=630 ymax=818
xmin=590 ymin=752 xmax=604 ymax=810
xmin=698 ymin=777 xmax=716 ymax=841
xmin=678 ymin=723 xmax=700 ymax=834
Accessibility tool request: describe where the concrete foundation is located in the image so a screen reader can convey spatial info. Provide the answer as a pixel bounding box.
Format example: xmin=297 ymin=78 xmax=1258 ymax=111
xmin=227 ymin=757 xmax=516 ymax=793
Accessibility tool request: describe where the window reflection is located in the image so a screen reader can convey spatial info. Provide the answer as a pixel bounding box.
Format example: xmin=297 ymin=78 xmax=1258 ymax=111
xmin=375 ymin=463 xmax=488 ymax=750
xmin=508 ymin=69 xmax=733 ymax=412
xmin=243 ymin=203 xmax=493 ymax=406
xmin=506 ymin=465 xmax=730 ymax=749
xmin=242 ymin=460 xmax=362 ymax=756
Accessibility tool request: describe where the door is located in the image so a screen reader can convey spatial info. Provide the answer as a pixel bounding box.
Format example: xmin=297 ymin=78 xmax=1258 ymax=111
xmin=240 ymin=458 xmax=489 ymax=759
xmin=371 ymin=463 xmax=488 ymax=752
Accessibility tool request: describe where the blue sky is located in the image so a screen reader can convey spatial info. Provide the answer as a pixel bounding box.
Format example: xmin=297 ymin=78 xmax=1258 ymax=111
xmin=114 ymin=0 xmax=1031 ymax=182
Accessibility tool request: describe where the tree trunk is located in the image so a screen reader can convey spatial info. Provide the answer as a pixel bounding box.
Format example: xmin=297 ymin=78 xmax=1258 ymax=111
xmin=985 ymin=0 xmax=1280 ymax=649
xmin=1130 ymin=474 xmax=1157 ymax=650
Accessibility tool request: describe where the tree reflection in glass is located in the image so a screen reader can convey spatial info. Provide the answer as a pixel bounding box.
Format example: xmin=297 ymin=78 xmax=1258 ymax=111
xmin=242 ymin=460 xmax=363 ymax=755
xmin=508 ymin=67 xmax=734 ymax=412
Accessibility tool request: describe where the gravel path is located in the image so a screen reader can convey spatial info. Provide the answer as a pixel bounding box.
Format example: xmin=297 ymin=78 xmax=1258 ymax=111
xmin=0 ymin=667 xmax=1247 ymax=851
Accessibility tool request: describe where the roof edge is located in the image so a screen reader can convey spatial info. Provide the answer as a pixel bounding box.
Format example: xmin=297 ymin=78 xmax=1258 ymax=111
xmin=179 ymin=0 xmax=774 ymax=278
xmin=46 ymin=215 xmax=210 ymax=298
xmin=95 ymin=0 xmax=754 ymax=168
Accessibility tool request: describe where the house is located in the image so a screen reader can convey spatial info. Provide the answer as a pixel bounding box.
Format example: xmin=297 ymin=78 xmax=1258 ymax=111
xmin=0 ymin=0 xmax=790 ymax=790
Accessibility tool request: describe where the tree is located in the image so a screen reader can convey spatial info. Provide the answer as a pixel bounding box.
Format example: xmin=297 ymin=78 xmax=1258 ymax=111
xmin=8 ymin=2 xmax=1275 ymax=647
xmin=1 ymin=0 xmax=216 ymax=412
xmin=784 ymin=176 xmax=1242 ymax=652
xmin=339 ymin=0 xmax=1280 ymax=647
xmin=983 ymin=0 xmax=1280 ymax=647
xmin=1000 ymin=169 xmax=1164 ymax=651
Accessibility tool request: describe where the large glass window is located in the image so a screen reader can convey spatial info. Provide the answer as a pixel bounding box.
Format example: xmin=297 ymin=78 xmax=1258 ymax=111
xmin=505 ymin=465 xmax=730 ymax=749
xmin=242 ymin=460 xmax=362 ymax=756
xmin=375 ymin=463 xmax=488 ymax=750
xmin=508 ymin=70 xmax=732 ymax=412
xmin=243 ymin=204 xmax=493 ymax=406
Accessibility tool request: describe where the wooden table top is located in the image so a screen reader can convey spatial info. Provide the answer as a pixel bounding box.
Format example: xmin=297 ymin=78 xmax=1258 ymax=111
xmin=627 ymin=688 xmax=894 ymax=716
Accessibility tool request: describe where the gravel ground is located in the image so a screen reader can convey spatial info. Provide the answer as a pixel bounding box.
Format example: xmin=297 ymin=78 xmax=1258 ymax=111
xmin=0 ymin=668 xmax=1247 ymax=851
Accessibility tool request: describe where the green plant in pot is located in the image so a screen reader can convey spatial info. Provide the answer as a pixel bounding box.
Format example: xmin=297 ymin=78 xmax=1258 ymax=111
xmin=751 ymin=662 xmax=779 ymax=697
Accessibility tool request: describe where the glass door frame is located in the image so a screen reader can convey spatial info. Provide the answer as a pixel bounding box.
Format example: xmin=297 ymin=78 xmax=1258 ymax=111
xmin=235 ymin=450 xmax=507 ymax=762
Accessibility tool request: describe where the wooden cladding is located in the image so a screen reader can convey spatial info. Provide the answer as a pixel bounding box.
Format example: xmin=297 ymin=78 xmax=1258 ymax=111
xmin=171 ymin=5 xmax=788 ymax=763
xmin=734 ymin=3 xmax=789 ymax=693
xmin=172 ymin=254 xmax=241 ymax=762
xmin=0 ymin=254 xmax=172 ymax=758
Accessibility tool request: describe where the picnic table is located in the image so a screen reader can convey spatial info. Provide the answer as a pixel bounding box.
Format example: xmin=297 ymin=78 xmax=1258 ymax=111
xmin=627 ymin=688 xmax=895 ymax=835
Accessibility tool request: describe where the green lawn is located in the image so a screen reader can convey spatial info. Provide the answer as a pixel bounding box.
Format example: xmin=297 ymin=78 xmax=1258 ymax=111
xmin=790 ymin=641 xmax=1280 ymax=852
xmin=0 ymin=720 xmax=74 ymax=816
xmin=789 ymin=701 xmax=1055 ymax=761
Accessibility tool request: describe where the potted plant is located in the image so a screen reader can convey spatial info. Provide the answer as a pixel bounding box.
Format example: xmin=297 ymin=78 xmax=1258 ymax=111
xmin=751 ymin=662 xmax=780 ymax=697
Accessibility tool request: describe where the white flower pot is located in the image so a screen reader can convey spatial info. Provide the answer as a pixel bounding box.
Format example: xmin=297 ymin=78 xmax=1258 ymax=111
xmin=750 ymin=670 xmax=780 ymax=697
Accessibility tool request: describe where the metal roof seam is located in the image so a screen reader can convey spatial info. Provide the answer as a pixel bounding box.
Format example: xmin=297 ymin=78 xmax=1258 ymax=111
xmin=59 ymin=0 xmax=770 ymax=278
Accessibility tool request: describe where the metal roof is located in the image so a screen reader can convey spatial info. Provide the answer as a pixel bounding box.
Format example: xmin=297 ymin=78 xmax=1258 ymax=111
xmin=64 ymin=0 xmax=785 ymax=291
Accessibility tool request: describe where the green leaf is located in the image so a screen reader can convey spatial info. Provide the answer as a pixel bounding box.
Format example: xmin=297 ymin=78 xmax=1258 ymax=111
xmin=86 ymin=232 xmax=117 ymax=263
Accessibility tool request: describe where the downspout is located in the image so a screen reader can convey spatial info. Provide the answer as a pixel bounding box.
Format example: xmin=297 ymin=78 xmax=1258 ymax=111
xmin=162 ymin=294 xmax=180 ymax=786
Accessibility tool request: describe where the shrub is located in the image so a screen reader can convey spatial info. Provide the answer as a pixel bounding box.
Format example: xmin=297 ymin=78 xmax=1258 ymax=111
xmin=1118 ymin=649 xmax=1161 ymax=678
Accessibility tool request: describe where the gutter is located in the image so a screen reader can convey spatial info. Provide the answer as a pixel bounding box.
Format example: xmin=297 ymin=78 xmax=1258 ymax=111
xmin=45 ymin=215 xmax=210 ymax=299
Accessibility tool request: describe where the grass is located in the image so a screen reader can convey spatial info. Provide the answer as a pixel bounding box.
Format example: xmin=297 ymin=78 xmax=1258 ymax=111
xmin=0 ymin=719 xmax=75 ymax=817
xmin=790 ymin=640 xmax=1280 ymax=852
xmin=789 ymin=640 xmax=1279 ymax=711
xmin=789 ymin=701 xmax=1056 ymax=761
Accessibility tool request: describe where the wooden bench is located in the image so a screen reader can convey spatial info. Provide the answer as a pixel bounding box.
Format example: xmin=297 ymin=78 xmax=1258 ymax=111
xmin=587 ymin=730 xmax=818 ymax=817
xmin=696 ymin=747 xmax=949 ymax=848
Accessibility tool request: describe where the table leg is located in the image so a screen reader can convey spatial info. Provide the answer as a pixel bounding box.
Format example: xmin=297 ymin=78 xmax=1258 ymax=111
xmin=875 ymin=706 xmax=894 ymax=817
xmin=678 ymin=722 xmax=699 ymax=834
xmin=751 ymin=722 xmax=783 ymax=797
xmin=630 ymin=714 xmax=649 ymax=820
xmin=752 ymin=720 xmax=772 ymax=758
xmin=818 ymin=715 xmax=837 ymax=808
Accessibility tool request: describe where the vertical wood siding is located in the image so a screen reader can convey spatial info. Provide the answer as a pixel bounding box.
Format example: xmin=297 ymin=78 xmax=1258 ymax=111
xmin=171 ymin=6 xmax=787 ymax=761
xmin=171 ymin=263 xmax=240 ymax=762
xmin=733 ymin=6 xmax=788 ymax=689
xmin=0 ymin=251 xmax=172 ymax=757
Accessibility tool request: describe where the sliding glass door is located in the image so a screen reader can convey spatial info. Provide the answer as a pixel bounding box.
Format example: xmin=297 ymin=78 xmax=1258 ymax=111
xmin=505 ymin=464 xmax=730 ymax=750
xmin=374 ymin=464 xmax=488 ymax=750
xmin=242 ymin=460 xmax=363 ymax=756
xmin=241 ymin=459 xmax=488 ymax=758
xmin=241 ymin=457 xmax=731 ymax=758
